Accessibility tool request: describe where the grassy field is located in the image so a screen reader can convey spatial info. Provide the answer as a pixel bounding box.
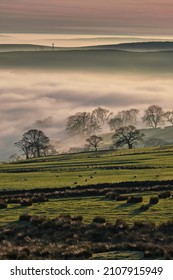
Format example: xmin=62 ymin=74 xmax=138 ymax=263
xmin=1 ymin=146 xmax=173 ymax=191
xmin=0 ymin=192 xmax=173 ymax=226
xmin=1 ymin=145 xmax=173 ymax=259
xmin=0 ymin=145 xmax=173 ymax=226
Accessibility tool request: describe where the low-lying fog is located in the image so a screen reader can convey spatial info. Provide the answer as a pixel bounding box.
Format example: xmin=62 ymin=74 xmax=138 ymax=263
xmin=0 ymin=68 xmax=172 ymax=160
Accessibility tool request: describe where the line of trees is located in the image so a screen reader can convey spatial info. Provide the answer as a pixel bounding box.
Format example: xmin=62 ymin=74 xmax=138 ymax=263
xmin=14 ymin=105 xmax=173 ymax=159
xmin=66 ymin=105 xmax=173 ymax=136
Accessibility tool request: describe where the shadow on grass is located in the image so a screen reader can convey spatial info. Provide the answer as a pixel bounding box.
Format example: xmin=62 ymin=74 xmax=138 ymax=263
xmin=131 ymin=203 xmax=151 ymax=215
xmin=116 ymin=202 xmax=135 ymax=209
xmin=9 ymin=205 xmax=23 ymax=210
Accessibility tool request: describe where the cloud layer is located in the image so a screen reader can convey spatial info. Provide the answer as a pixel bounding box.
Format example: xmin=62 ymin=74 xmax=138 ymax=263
xmin=0 ymin=68 xmax=172 ymax=160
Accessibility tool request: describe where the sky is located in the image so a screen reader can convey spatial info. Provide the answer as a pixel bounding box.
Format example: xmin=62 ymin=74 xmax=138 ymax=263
xmin=0 ymin=0 xmax=173 ymax=35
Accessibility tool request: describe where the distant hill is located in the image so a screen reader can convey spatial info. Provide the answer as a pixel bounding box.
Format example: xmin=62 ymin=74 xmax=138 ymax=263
xmin=100 ymin=126 xmax=173 ymax=148
xmin=0 ymin=44 xmax=58 ymax=52
xmin=1 ymin=41 xmax=173 ymax=53
xmin=0 ymin=46 xmax=173 ymax=72
xmin=84 ymin=41 xmax=173 ymax=52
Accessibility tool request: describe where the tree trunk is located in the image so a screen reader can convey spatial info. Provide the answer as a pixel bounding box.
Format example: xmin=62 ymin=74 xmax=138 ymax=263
xmin=36 ymin=147 xmax=41 ymax=157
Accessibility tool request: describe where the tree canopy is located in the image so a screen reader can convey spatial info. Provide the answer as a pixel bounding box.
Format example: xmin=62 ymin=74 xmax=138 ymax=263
xmin=112 ymin=125 xmax=144 ymax=149
xmin=142 ymin=105 xmax=164 ymax=128
xmin=86 ymin=135 xmax=103 ymax=151
xmin=15 ymin=129 xmax=50 ymax=159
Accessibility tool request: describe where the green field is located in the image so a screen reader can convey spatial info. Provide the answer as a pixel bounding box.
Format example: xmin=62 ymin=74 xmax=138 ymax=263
xmin=0 ymin=193 xmax=173 ymax=226
xmin=1 ymin=146 xmax=173 ymax=191
xmin=0 ymin=145 xmax=173 ymax=226
xmin=1 ymin=145 xmax=173 ymax=260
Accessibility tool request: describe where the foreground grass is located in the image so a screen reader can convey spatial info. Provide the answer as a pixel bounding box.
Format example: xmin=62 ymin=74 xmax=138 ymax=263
xmin=0 ymin=146 xmax=173 ymax=260
xmin=1 ymin=192 xmax=173 ymax=226
xmin=1 ymin=212 xmax=173 ymax=260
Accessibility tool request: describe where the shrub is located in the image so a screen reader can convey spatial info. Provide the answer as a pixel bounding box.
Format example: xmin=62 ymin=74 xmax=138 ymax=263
xmin=158 ymin=191 xmax=171 ymax=199
xmin=30 ymin=215 xmax=47 ymax=225
xmin=133 ymin=221 xmax=155 ymax=231
xmin=114 ymin=219 xmax=129 ymax=230
xmin=59 ymin=214 xmax=71 ymax=221
xmin=127 ymin=196 xmax=143 ymax=204
xmin=149 ymin=196 xmax=159 ymax=205
xmin=7 ymin=198 xmax=21 ymax=204
xmin=21 ymin=199 xmax=32 ymax=207
xmin=105 ymin=192 xmax=118 ymax=200
xmin=93 ymin=216 xmax=106 ymax=224
xmin=116 ymin=195 xmax=128 ymax=201
xmin=32 ymin=196 xmax=49 ymax=203
xmin=19 ymin=214 xmax=31 ymax=222
xmin=72 ymin=216 xmax=83 ymax=222
xmin=0 ymin=200 xmax=7 ymax=209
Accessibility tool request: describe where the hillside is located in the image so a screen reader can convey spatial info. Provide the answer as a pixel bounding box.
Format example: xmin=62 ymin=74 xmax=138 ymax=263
xmin=86 ymin=41 xmax=173 ymax=51
xmin=1 ymin=41 xmax=173 ymax=52
xmin=100 ymin=126 xmax=173 ymax=149
xmin=0 ymin=48 xmax=173 ymax=73
xmin=0 ymin=44 xmax=52 ymax=52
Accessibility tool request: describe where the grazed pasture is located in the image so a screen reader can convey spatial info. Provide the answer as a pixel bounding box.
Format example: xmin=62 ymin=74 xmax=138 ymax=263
xmin=1 ymin=146 xmax=173 ymax=259
xmin=1 ymin=146 xmax=173 ymax=191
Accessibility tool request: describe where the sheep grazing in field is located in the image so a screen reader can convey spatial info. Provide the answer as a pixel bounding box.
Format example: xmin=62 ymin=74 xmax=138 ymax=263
xmin=90 ymin=176 xmax=93 ymax=179
xmin=20 ymin=177 xmax=28 ymax=181
xmin=73 ymin=182 xmax=78 ymax=185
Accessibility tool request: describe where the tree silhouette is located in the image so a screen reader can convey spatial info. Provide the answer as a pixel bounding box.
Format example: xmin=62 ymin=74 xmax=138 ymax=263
xmin=86 ymin=135 xmax=103 ymax=151
xmin=142 ymin=105 xmax=164 ymax=128
xmin=66 ymin=112 xmax=100 ymax=136
xmin=164 ymin=111 xmax=173 ymax=125
xmin=112 ymin=126 xmax=144 ymax=149
xmin=15 ymin=129 xmax=50 ymax=159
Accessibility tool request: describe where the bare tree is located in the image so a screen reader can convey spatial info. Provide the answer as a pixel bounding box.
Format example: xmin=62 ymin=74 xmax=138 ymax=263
xmin=117 ymin=108 xmax=139 ymax=126
xmin=42 ymin=144 xmax=57 ymax=156
xmin=9 ymin=154 xmax=18 ymax=162
xmin=112 ymin=126 xmax=144 ymax=149
xmin=66 ymin=112 xmax=100 ymax=136
xmin=108 ymin=116 xmax=123 ymax=131
xmin=108 ymin=108 xmax=139 ymax=132
xmin=15 ymin=129 xmax=50 ymax=159
xmin=164 ymin=111 xmax=173 ymax=125
xmin=86 ymin=135 xmax=103 ymax=151
xmin=15 ymin=139 xmax=31 ymax=159
xmin=91 ymin=107 xmax=113 ymax=126
xmin=142 ymin=105 xmax=164 ymax=128
xmin=33 ymin=116 xmax=54 ymax=129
